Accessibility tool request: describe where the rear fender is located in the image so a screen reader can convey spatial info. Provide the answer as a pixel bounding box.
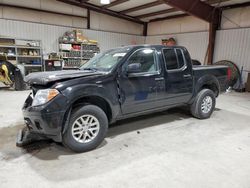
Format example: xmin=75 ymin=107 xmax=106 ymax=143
xmin=194 ymin=75 xmax=220 ymax=96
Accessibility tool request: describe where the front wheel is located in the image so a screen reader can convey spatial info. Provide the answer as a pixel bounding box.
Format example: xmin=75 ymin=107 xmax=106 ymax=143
xmin=63 ymin=105 xmax=108 ymax=152
xmin=190 ymin=89 xmax=216 ymax=119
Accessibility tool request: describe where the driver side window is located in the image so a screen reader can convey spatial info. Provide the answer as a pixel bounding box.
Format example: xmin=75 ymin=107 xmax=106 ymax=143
xmin=127 ymin=48 xmax=157 ymax=73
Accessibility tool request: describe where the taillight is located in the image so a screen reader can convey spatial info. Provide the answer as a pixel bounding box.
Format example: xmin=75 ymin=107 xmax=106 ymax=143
xmin=227 ymin=67 xmax=231 ymax=81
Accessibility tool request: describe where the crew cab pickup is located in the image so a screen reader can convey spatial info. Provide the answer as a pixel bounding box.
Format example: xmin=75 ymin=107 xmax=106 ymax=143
xmin=21 ymin=45 xmax=229 ymax=152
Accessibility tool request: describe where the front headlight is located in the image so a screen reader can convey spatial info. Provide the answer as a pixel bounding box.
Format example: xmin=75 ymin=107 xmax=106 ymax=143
xmin=32 ymin=89 xmax=59 ymax=106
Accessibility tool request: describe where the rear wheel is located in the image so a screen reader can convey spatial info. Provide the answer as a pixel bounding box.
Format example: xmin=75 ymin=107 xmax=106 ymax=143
xmin=62 ymin=105 xmax=108 ymax=152
xmin=190 ymin=89 xmax=216 ymax=119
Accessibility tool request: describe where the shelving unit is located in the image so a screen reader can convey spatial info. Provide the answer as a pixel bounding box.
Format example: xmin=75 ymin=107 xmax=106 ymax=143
xmin=0 ymin=37 xmax=43 ymax=75
xmin=59 ymin=42 xmax=100 ymax=69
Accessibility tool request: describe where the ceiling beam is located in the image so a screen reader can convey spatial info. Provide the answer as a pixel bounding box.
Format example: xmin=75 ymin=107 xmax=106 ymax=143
xmin=57 ymin=0 xmax=144 ymax=24
xmin=148 ymin=0 xmax=230 ymax=22
xmin=149 ymin=13 xmax=189 ymax=22
xmin=161 ymin=0 xmax=220 ymax=24
xmin=102 ymin=0 xmax=129 ymax=9
xmin=120 ymin=1 xmax=163 ymax=14
xmin=205 ymin=0 xmax=230 ymax=4
xmin=221 ymin=1 xmax=250 ymax=10
xmin=136 ymin=8 xmax=176 ymax=19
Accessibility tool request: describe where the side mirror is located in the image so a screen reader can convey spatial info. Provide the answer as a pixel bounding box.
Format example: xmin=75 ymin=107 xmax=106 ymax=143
xmin=127 ymin=63 xmax=141 ymax=74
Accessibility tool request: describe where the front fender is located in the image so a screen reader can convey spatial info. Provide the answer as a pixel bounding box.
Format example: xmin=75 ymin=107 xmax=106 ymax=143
xmin=60 ymin=83 xmax=120 ymax=121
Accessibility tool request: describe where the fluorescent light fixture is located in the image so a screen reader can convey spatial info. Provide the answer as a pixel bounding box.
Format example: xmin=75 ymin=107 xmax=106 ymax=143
xmin=100 ymin=0 xmax=110 ymax=4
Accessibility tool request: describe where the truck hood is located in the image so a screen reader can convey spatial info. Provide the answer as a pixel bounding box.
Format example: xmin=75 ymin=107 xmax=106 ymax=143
xmin=25 ymin=70 xmax=103 ymax=85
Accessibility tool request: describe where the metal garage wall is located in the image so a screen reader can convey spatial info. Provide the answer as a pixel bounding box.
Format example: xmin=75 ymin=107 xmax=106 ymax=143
xmin=146 ymin=31 xmax=209 ymax=64
xmin=0 ymin=19 xmax=145 ymax=54
xmin=214 ymin=28 xmax=250 ymax=81
xmin=147 ymin=16 xmax=209 ymax=35
xmin=90 ymin=11 xmax=143 ymax=35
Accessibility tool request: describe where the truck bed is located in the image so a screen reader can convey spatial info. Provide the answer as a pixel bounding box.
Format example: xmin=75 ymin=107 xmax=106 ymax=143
xmin=193 ymin=65 xmax=228 ymax=93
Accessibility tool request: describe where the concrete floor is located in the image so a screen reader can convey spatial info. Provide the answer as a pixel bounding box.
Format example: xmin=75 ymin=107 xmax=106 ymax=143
xmin=0 ymin=88 xmax=250 ymax=188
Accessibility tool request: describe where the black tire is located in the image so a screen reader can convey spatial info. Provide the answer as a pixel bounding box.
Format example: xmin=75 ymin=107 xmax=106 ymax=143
xmin=190 ymin=89 xmax=216 ymax=119
xmin=62 ymin=105 xmax=108 ymax=153
xmin=13 ymin=69 xmax=24 ymax=91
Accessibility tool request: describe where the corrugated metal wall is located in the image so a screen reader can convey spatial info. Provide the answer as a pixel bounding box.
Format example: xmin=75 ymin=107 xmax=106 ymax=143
xmin=0 ymin=19 xmax=145 ymax=54
xmin=146 ymin=32 xmax=209 ymax=64
xmin=214 ymin=28 xmax=250 ymax=81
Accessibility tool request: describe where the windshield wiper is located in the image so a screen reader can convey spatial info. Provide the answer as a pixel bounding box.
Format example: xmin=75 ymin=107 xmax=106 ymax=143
xmin=81 ymin=67 xmax=98 ymax=72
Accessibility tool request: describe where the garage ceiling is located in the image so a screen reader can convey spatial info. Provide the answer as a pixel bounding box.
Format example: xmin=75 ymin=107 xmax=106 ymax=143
xmin=58 ymin=0 xmax=250 ymax=23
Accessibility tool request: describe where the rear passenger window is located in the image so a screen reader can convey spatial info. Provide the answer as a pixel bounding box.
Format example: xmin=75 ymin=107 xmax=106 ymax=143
xmin=163 ymin=48 xmax=185 ymax=70
xmin=163 ymin=49 xmax=178 ymax=70
xmin=176 ymin=49 xmax=184 ymax=68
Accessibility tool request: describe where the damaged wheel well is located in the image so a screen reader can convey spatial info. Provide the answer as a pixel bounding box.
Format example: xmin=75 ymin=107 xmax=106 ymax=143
xmin=72 ymin=96 xmax=112 ymax=121
xmin=62 ymin=96 xmax=112 ymax=134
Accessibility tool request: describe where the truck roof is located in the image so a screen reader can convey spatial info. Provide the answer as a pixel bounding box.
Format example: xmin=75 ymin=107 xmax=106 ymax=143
xmin=121 ymin=44 xmax=186 ymax=50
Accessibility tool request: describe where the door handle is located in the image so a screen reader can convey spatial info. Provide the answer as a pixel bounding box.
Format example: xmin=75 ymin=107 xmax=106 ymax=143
xmin=183 ymin=74 xmax=191 ymax=78
xmin=155 ymin=77 xmax=164 ymax=81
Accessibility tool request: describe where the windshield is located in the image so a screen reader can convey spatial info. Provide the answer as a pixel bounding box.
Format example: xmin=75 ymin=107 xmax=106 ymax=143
xmin=80 ymin=47 xmax=131 ymax=72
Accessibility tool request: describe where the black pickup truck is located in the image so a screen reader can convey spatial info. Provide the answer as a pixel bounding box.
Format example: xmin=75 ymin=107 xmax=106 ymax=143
xmin=20 ymin=45 xmax=229 ymax=152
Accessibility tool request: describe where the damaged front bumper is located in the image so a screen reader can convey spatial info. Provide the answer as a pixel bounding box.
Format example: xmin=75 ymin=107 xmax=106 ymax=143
xmin=16 ymin=93 xmax=68 ymax=147
xmin=16 ymin=127 xmax=49 ymax=147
